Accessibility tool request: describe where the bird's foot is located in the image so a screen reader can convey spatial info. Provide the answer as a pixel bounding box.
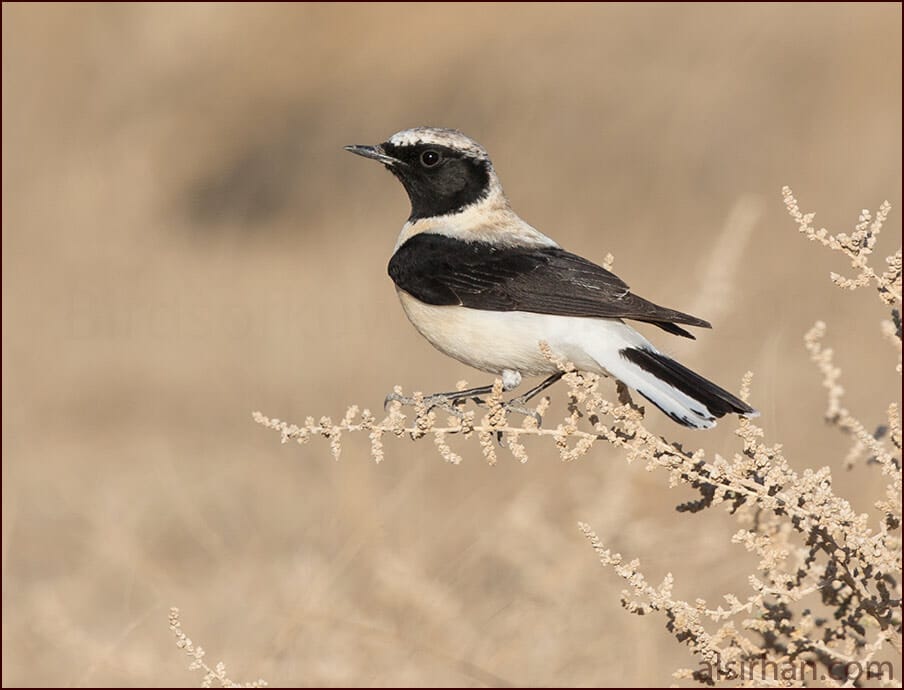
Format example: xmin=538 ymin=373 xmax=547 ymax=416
xmin=384 ymin=391 xmax=469 ymax=418
xmin=471 ymin=396 xmax=543 ymax=425
xmin=385 ymin=390 xmax=543 ymax=426
xmin=500 ymin=399 xmax=543 ymax=426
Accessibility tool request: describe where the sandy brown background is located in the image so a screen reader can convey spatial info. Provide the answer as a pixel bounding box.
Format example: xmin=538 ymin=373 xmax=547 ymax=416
xmin=2 ymin=3 xmax=901 ymax=687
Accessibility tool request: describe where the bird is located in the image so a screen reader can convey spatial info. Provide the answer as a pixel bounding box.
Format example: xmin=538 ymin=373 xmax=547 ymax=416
xmin=345 ymin=127 xmax=758 ymax=429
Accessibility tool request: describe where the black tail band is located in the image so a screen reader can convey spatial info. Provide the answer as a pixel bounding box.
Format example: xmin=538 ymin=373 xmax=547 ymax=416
xmin=620 ymin=347 xmax=757 ymax=419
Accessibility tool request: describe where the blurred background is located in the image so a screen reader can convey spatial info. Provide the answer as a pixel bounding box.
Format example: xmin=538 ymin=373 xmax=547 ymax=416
xmin=2 ymin=3 xmax=901 ymax=686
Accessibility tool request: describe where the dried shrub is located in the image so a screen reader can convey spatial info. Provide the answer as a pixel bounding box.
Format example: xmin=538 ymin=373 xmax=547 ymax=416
xmin=169 ymin=608 xmax=268 ymax=688
xmin=237 ymin=188 xmax=902 ymax=686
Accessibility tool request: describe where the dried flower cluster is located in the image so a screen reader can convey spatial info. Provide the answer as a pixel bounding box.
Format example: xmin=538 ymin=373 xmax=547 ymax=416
xmin=169 ymin=608 xmax=268 ymax=688
xmin=252 ymin=356 xmax=646 ymax=466
xmin=244 ymin=189 xmax=902 ymax=686
xmin=574 ymin=190 xmax=901 ymax=686
xmin=783 ymin=185 xmax=901 ymax=305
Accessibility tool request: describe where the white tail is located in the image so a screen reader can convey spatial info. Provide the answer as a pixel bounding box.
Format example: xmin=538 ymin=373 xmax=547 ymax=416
xmin=580 ymin=321 xmax=757 ymax=429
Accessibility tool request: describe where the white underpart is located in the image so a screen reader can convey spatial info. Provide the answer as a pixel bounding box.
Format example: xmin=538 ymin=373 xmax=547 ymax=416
xmin=397 ymin=292 xmax=718 ymax=429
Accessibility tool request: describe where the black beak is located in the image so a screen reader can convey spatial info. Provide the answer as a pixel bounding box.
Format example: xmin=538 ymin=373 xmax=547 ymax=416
xmin=344 ymin=144 xmax=401 ymax=166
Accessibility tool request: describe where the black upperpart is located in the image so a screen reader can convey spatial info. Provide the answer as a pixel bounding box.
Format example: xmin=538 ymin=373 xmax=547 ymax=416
xmin=388 ymin=233 xmax=712 ymax=338
xmin=378 ymin=142 xmax=492 ymax=221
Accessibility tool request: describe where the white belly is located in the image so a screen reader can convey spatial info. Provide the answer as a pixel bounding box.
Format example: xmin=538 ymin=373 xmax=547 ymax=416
xmin=396 ymin=290 xmax=649 ymax=377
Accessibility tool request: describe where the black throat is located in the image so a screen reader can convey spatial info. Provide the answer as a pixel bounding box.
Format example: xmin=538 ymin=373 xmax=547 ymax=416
xmin=380 ymin=143 xmax=492 ymax=221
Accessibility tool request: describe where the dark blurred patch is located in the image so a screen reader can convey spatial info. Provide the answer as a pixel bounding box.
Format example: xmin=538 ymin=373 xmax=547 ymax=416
xmin=185 ymin=124 xmax=306 ymax=229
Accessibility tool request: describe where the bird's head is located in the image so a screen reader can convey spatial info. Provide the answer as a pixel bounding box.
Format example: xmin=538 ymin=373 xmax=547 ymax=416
xmin=345 ymin=127 xmax=504 ymax=221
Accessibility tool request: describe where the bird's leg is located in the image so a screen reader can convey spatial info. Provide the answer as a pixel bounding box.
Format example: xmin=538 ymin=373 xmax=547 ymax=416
xmin=384 ymin=372 xmax=564 ymax=425
xmin=384 ymin=383 xmax=496 ymax=417
xmin=509 ymin=371 xmax=565 ymax=405
xmin=486 ymin=372 xmax=563 ymax=425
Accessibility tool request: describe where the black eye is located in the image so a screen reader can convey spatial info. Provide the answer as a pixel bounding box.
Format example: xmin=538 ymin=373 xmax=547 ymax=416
xmin=420 ymin=149 xmax=441 ymax=167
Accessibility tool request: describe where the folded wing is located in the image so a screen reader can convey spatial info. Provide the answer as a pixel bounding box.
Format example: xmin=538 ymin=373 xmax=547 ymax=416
xmin=389 ymin=233 xmax=711 ymax=339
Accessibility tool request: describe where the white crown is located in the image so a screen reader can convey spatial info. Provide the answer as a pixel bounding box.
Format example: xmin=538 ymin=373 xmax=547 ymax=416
xmin=387 ymin=127 xmax=489 ymax=160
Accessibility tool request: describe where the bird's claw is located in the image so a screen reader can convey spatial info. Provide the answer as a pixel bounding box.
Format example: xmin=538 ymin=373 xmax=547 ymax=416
xmin=384 ymin=391 xmax=409 ymax=411
xmin=501 ymin=394 xmax=545 ymax=425
xmin=385 ymin=391 xmax=543 ymax=425
xmin=502 ymin=401 xmax=543 ymax=426
xmin=384 ymin=391 xmax=466 ymax=418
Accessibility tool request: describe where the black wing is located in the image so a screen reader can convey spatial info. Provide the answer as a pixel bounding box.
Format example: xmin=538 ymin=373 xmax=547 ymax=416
xmin=388 ymin=233 xmax=711 ymax=339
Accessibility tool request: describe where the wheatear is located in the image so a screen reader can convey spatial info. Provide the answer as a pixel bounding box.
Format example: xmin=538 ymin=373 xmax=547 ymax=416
xmin=346 ymin=127 xmax=757 ymax=428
